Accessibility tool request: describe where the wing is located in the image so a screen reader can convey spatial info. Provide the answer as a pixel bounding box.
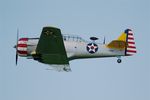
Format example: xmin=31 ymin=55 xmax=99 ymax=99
xmin=35 ymin=27 xmax=70 ymax=70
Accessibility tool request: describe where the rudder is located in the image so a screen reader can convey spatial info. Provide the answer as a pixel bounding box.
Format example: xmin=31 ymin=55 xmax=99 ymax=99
xmin=124 ymin=29 xmax=137 ymax=56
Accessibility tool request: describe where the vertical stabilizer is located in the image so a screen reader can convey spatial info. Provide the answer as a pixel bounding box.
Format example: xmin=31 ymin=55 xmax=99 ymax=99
xmin=124 ymin=29 xmax=137 ymax=56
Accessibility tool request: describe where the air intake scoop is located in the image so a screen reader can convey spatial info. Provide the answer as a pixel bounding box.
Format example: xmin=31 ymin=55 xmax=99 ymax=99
xmin=90 ymin=37 xmax=98 ymax=41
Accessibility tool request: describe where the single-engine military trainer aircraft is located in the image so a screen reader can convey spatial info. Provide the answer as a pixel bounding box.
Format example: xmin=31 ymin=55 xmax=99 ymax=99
xmin=14 ymin=26 xmax=136 ymax=72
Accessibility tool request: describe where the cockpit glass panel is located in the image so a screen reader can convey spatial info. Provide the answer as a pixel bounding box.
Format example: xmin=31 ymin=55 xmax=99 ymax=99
xmin=63 ymin=34 xmax=85 ymax=42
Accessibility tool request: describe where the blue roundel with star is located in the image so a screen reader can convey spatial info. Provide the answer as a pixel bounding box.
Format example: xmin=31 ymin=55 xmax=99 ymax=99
xmin=86 ymin=43 xmax=98 ymax=54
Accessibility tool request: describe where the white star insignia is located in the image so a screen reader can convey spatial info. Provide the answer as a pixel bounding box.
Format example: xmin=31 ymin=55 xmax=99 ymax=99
xmin=87 ymin=43 xmax=98 ymax=53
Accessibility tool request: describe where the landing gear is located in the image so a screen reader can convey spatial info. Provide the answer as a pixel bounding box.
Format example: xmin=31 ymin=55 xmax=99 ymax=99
xmin=116 ymin=56 xmax=122 ymax=63
xmin=117 ymin=59 xmax=122 ymax=63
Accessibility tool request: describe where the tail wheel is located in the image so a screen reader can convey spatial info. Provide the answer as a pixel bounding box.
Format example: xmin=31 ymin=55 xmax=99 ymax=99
xmin=117 ymin=59 xmax=122 ymax=63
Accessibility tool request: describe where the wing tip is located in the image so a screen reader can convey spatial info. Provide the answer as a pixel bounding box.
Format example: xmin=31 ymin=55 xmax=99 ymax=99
xmin=43 ymin=26 xmax=60 ymax=30
xmin=46 ymin=64 xmax=71 ymax=72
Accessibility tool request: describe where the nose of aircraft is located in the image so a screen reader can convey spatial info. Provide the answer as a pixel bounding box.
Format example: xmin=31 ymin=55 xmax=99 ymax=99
xmin=16 ymin=38 xmax=28 ymax=56
xmin=14 ymin=38 xmax=29 ymax=65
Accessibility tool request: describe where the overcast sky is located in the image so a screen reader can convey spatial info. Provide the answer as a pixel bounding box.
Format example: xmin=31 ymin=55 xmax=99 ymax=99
xmin=0 ymin=0 xmax=150 ymax=100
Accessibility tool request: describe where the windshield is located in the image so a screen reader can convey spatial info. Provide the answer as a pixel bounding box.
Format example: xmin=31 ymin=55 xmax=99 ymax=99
xmin=63 ymin=34 xmax=85 ymax=42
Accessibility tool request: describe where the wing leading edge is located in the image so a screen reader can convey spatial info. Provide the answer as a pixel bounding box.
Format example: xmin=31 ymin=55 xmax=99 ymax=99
xmin=35 ymin=27 xmax=71 ymax=71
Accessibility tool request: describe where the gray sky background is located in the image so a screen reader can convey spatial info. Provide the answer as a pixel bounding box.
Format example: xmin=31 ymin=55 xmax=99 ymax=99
xmin=0 ymin=0 xmax=150 ymax=100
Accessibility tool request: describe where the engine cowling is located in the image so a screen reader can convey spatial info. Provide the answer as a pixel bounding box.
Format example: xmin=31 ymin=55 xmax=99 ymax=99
xmin=14 ymin=37 xmax=42 ymax=65
xmin=17 ymin=38 xmax=28 ymax=57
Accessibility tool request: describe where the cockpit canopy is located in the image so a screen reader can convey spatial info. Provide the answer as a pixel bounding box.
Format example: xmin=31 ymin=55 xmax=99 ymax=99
xmin=63 ymin=34 xmax=85 ymax=42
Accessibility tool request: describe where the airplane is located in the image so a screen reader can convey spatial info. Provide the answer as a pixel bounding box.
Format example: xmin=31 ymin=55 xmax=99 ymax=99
xmin=14 ymin=26 xmax=137 ymax=72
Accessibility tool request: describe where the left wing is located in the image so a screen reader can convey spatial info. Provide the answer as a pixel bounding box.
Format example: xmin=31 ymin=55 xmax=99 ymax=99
xmin=35 ymin=27 xmax=71 ymax=71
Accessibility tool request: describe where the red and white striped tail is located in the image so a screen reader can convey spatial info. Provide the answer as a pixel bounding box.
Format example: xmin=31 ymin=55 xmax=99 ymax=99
xmin=125 ymin=29 xmax=137 ymax=56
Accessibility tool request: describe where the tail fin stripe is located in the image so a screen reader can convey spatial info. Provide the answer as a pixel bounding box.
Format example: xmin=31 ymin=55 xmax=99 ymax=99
xmin=128 ymin=30 xmax=133 ymax=33
xmin=127 ymin=48 xmax=136 ymax=50
xmin=127 ymin=50 xmax=137 ymax=53
xmin=128 ymin=42 xmax=135 ymax=44
xmin=128 ymin=39 xmax=135 ymax=42
xmin=128 ymin=35 xmax=134 ymax=38
xmin=128 ymin=33 xmax=133 ymax=35
xmin=127 ymin=46 xmax=136 ymax=48
xmin=128 ymin=37 xmax=134 ymax=40
xmin=128 ymin=43 xmax=135 ymax=47
xmin=126 ymin=53 xmax=135 ymax=56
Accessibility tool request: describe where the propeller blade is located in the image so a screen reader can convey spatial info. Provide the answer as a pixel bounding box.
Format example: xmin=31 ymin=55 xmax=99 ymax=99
xmin=103 ymin=36 xmax=105 ymax=44
xmin=15 ymin=29 xmax=19 ymax=65
xmin=16 ymin=51 xmax=18 ymax=65
xmin=16 ymin=29 xmax=19 ymax=48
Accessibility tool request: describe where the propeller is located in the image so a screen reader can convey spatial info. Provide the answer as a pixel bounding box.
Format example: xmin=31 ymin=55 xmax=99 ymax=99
xmin=14 ymin=29 xmax=19 ymax=65
xmin=103 ymin=36 xmax=105 ymax=44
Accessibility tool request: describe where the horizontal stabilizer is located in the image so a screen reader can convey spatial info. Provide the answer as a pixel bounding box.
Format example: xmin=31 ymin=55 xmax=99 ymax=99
xmin=107 ymin=40 xmax=126 ymax=50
